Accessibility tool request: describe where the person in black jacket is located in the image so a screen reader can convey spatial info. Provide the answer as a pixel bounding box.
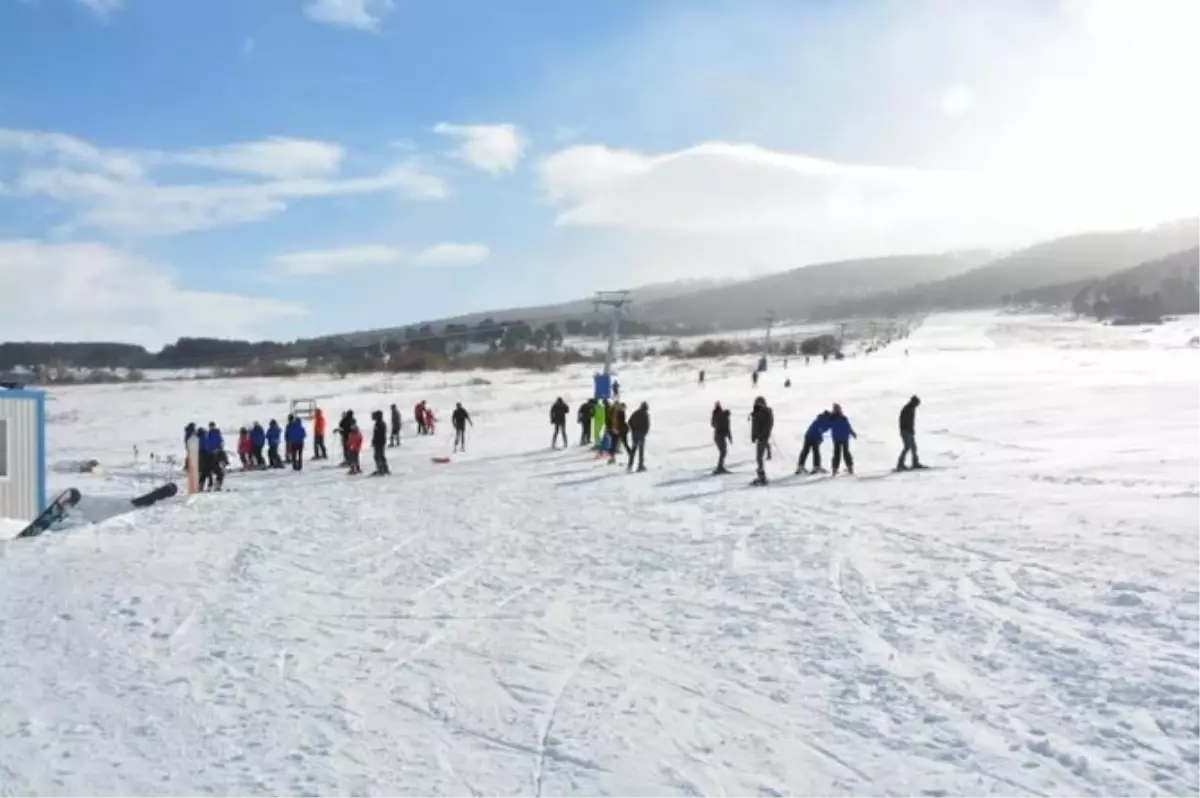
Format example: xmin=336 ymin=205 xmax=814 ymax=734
xmin=577 ymin=399 xmax=594 ymax=446
xmin=452 ymin=403 xmax=472 ymax=453
xmin=626 ymin=402 xmax=649 ymax=472
xmin=896 ymin=395 xmax=923 ymax=470
xmin=370 ymin=410 xmax=390 ymax=475
xmin=389 ymin=403 xmax=402 ymax=448
xmin=550 ymin=397 xmax=570 ymax=449
xmin=711 ymin=402 xmax=733 ymax=474
xmin=749 ymin=396 xmax=774 ymax=485
xmin=337 ymin=410 xmax=355 ymax=465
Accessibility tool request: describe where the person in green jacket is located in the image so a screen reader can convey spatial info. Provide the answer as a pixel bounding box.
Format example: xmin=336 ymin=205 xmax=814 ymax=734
xmin=592 ymin=399 xmax=607 ymax=449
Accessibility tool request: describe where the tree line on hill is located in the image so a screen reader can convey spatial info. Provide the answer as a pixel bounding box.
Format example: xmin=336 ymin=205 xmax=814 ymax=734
xmin=0 ymin=315 xmax=693 ymax=377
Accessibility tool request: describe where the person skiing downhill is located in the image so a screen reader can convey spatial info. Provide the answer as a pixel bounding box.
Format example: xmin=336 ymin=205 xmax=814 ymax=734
xmin=711 ymin=402 xmax=733 ymax=474
xmin=452 ymin=403 xmax=472 ymax=453
xmin=550 ymin=397 xmax=570 ymax=449
xmin=797 ymin=410 xmax=831 ymax=474
xmin=626 ymin=401 xmax=650 ymax=472
xmin=577 ymin=399 xmax=594 ymax=446
xmin=749 ymin=397 xmax=774 ymax=485
xmin=313 ymin=408 xmax=328 ymax=461
xmin=896 ymin=395 xmax=924 ymax=470
xmin=389 ymin=403 xmax=402 ymax=448
xmin=828 ymin=403 xmax=857 ymax=476
xmin=370 ymin=410 xmax=390 ymax=475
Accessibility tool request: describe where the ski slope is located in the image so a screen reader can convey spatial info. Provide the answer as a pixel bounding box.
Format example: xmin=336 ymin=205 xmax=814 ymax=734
xmin=1 ymin=312 xmax=1197 ymax=796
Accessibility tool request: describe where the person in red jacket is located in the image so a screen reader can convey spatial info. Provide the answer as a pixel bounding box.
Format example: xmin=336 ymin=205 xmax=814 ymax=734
xmin=346 ymin=424 xmax=364 ymax=475
xmin=313 ymin=408 xmax=328 ymax=460
xmin=236 ymin=427 xmax=252 ymax=470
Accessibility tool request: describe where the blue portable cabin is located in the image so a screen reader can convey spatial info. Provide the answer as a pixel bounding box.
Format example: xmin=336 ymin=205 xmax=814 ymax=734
xmin=0 ymin=387 xmax=47 ymax=521
xmin=593 ymin=372 xmax=612 ymax=401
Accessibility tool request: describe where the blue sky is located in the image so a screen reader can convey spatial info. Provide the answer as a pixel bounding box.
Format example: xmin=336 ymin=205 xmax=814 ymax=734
xmin=0 ymin=0 xmax=1195 ymax=347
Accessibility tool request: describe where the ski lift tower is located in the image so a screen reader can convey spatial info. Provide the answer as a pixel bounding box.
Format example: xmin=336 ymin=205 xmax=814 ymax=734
xmin=592 ymin=290 xmax=632 ymax=399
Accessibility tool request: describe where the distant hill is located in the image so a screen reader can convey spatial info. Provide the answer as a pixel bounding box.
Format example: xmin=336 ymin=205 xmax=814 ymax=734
xmin=627 ymin=251 xmax=992 ymax=329
xmin=806 ymin=219 xmax=1199 ymax=320
xmin=1011 ymin=247 xmax=1198 ymax=321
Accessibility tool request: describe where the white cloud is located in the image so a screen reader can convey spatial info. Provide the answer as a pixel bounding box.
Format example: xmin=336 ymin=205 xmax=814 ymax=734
xmin=0 ymin=128 xmax=448 ymax=236
xmin=433 ymin=123 xmax=526 ymax=175
xmin=167 ymin=137 xmax=346 ymax=179
xmin=271 ymin=242 xmax=489 ymax=277
xmin=274 ymin=245 xmax=403 ymax=276
xmin=536 ymin=139 xmax=1197 ymax=277
xmin=75 ymin=0 xmax=123 ymax=18
xmin=412 ymin=242 xmax=490 ymax=267
xmin=304 ymin=0 xmax=393 ymax=31
xmin=0 ymin=240 xmax=305 ymax=347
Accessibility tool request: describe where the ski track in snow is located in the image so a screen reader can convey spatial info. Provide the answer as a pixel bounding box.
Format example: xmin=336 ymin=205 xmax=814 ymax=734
xmin=0 ymin=311 xmax=1197 ymax=796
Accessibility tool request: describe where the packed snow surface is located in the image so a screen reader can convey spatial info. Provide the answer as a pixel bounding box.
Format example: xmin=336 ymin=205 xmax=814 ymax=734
xmin=1 ymin=312 xmax=1197 ymax=796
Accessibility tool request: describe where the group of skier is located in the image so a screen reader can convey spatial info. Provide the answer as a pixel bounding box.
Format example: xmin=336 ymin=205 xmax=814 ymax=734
xmin=182 ymin=399 xmax=476 ymax=487
xmin=715 ymin=394 xmax=924 ymax=485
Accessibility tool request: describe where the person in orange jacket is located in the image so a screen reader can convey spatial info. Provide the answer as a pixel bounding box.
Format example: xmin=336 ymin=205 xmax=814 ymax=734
xmin=313 ymin=408 xmax=328 ymax=460
xmin=346 ymin=424 xmax=364 ymax=475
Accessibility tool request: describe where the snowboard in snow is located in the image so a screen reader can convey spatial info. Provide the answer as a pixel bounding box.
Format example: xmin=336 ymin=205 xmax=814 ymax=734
xmin=15 ymin=488 xmax=82 ymax=539
xmin=431 ymin=456 xmax=452 ymax=464
xmin=130 ymin=481 xmax=178 ymax=509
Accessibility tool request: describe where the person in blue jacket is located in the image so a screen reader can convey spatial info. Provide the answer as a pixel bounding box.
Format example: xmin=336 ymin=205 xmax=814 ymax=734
xmin=266 ymin=419 xmax=284 ymax=469
xmin=796 ymin=410 xmax=831 ymax=474
xmin=827 ymin=403 xmax=857 ymax=476
xmin=205 ymin=422 xmax=226 ymax=490
xmin=249 ymin=422 xmax=266 ymax=469
xmin=285 ymin=416 xmax=307 ymax=471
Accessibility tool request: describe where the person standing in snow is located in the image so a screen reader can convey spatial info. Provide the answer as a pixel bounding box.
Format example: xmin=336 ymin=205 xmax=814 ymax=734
xmin=195 ymin=422 xmax=213 ymax=490
xmin=286 ymin=415 xmax=306 ymax=471
xmin=250 ymin=422 xmax=266 ymax=469
xmin=711 ymin=401 xmax=733 ymax=474
xmin=414 ymin=401 xmax=427 ymax=436
xmin=451 ymin=403 xmax=472 ymax=453
xmin=284 ymin=414 xmax=296 ymax=465
xmin=749 ymin=397 xmax=774 ymax=485
xmin=184 ymin=422 xmax=197 ymax=472
xmin=797 ymin=410 xmax=831 ymax=474
xmin=370 ymin=410 xmax=390 ymax=475
xmin=206 ymin=422 xmax=226 ymax=490
xmin=591 ymin=399 xmax=606 ymax=450
xmin=346 ymin=424 xmax=364 ymax=475
xmin=896 ymin=395 xmax=924 ymax=471
xmin=626 ymin=401 xmax=650 ymax=472
xmin=828 ymin=403 xmax=857 ymax=476
xmin=550 ymin=397 xmax=570 ymax=449
xmin=389 ymin=403 xmax=402 ymax=448
xmin=266 ymin=419 xmax=284 ymax=468
xmin=612 ymin=379 xmax=621 ymax=399
xmin=752 ymin=370 xmax=759 ymax=388
xmin=577 ymin=399 xmax=594 ymax=446
xmin=337 ymin=410 xmax=355 ymax=465
xmin=607 ymin=401 xmax=628 ymax=464
xmin=313 ymin=408 xmax=328 ymax=461
xmin=237 ymin=427 xmax=251 ymax=470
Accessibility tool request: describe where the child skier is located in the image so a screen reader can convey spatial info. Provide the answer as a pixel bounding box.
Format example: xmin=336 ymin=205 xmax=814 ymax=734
xmin=346 ymin=424 xmax=364 ymax=475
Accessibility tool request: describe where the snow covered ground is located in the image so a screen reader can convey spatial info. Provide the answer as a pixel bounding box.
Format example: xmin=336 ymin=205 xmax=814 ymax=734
xmin=0 ymin=312 xmax=1197 ymax=796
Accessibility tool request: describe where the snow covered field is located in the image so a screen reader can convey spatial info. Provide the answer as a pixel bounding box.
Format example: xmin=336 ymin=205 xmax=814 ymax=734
xmin=1 ymin=312 xmax=1197 ymax=796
